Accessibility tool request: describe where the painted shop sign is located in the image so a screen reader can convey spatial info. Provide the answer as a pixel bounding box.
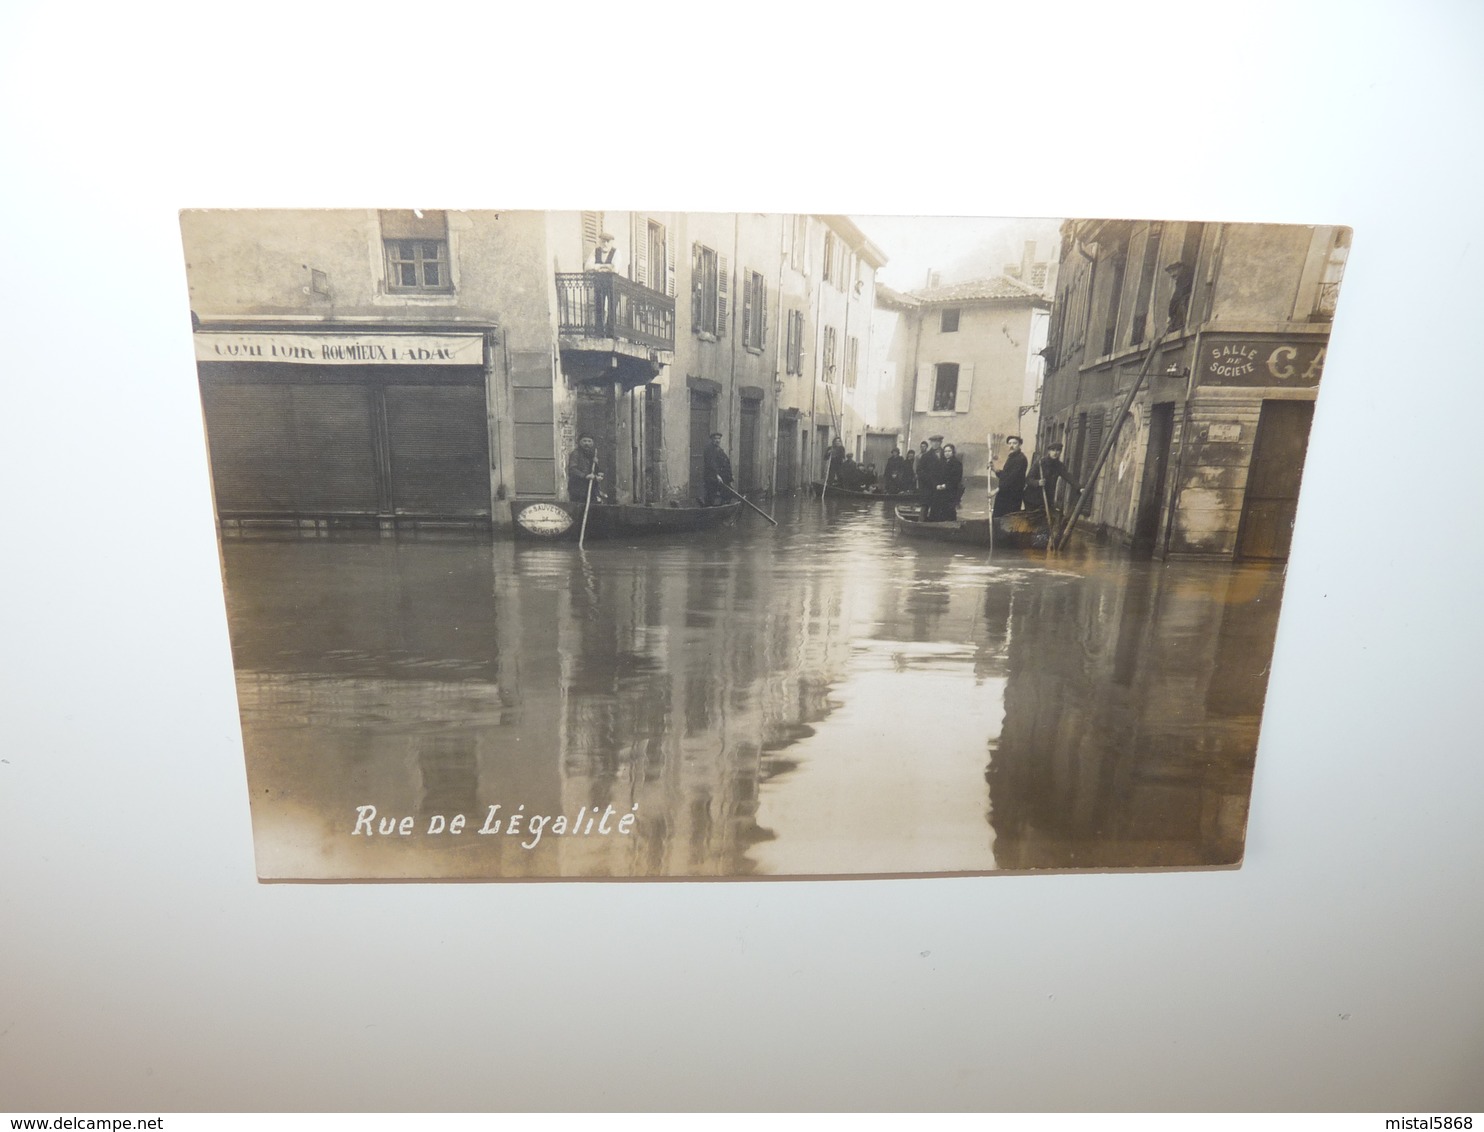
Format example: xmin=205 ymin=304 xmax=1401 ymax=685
xmin=195 ymin=332 xmax=484 ymax=366
xmin=1201 ymin=338 xmax=1325 ymax=387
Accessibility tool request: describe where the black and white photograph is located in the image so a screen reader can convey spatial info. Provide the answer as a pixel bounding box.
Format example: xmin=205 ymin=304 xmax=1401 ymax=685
xmin=184 ymin=209 xmax=1345 ymax=880
xmin=5 ymin=1 xmax=1482 ymax=1116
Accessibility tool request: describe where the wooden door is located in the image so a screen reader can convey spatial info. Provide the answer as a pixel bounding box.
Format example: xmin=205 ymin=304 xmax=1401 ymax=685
xmin=1132 ymin=402 xmax=1174 ymax=557
xmin=688 ymin=391 xmax=715 ymax=502
xmin=1237 ymin=400 xmax=1315 ymax=561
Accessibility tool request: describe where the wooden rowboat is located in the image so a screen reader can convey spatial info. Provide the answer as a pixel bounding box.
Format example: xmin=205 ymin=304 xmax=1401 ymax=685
xmin=893 ymin=504 xmax=1052 ymax=550
xmin=811 ymin=481 xmax=921 ymax=502
xmin=510 ymin=498 xmax=743 ymax=541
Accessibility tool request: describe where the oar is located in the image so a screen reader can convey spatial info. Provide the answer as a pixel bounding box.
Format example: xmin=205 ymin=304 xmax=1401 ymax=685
xmin=721 ymin=480 xmax=778 ymax=525
xmin=578 ymin=469 xmax=596 ymax=549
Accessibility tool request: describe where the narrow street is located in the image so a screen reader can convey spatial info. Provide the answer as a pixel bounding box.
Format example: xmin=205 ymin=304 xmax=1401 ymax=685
xmin=224 ymin=498 xmax=1284 ymax=879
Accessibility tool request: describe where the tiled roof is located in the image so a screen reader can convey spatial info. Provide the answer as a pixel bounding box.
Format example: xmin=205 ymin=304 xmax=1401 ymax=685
xmin=905 ymin=275 xmax=1047 ymax=304
xmin=874 ymin=283 xmax=919 ymax=310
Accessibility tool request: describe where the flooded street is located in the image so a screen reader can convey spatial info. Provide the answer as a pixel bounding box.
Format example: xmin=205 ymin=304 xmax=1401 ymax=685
xmin=222 ymin=497 xmax=1284 ymax=879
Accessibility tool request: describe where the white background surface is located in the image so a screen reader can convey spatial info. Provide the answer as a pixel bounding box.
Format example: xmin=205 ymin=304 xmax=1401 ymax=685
xmin=2 ymin=0 xmax=1481 ymax=1113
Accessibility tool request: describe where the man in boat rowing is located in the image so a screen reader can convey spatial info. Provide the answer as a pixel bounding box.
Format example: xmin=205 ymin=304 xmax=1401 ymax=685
xmin=1028 ymin=442 xmax=1077 ymax=515
xmin=992 ymin=435 xmax=1028 ymax=517
xmin=566 ymin=434 xmax=604 ymax=504
xmin=825 ymin=437 xmax=847 ymax=485
xmin=703 ymin=432 xmax=734 ymax=506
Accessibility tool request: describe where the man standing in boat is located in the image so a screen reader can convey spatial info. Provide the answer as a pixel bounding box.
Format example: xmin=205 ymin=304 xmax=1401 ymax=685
xmin=992 ymin=435 xmax=1028 ymax=516
xmin=703 ymin=431 xmax=734 ymax=506
xmin=916 ymin=435 xmax=944 ymax=500
xmin=884 ymin=447 xmax=907 ymax=494
xmin=1028 ymin=441 xmax=1077 ymax=515
xmin=566 ymin=434 xmax=604 ymax=505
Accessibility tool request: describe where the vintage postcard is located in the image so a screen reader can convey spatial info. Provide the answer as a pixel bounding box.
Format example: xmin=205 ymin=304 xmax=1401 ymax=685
xmin=180 ymin=210 xmax=1347 ymax=879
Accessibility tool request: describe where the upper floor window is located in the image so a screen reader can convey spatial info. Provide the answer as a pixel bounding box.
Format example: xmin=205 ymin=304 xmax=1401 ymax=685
xmin=381 ymin=209 xmax=452 ymax=293
xmin=941 ymin=308 xmax=961 ymax=333
xmin=785 ymin=309 xmax=805 ymax=374
xmin=692 ymin=243 xmax=728 ymax=337
xmin=845 ymin=336 xmax=859 ymax=389
xmin=1129 ymin=222 xmax=1163 ymax=346
xmin=742 ymin=270 xmax=767 ymax=351
xmin=822 ymin=230 xmax=836 ymax=283
xmin=932 ymin=362 xmax=960 ymax=411
xmin=823 ymin=325 xmax=837 ymax=381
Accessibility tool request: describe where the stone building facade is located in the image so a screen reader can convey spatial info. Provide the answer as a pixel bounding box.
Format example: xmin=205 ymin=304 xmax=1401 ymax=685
xmin=1039 ymin=219 xmax=1347 ymax=560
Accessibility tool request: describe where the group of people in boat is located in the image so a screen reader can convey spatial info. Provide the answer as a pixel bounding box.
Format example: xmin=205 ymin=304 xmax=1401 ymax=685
xmin=567 ymin=427 xmax=1077 ymax=523
xmin=567 ymin=431 xmax=738 ymax=509
xmin=989 ymin=436 xmax=1078 ymax=520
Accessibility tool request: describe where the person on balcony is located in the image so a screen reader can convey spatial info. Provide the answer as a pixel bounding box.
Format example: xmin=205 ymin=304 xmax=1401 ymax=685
xmin=589 ymin=233 xmax=619 ymax=336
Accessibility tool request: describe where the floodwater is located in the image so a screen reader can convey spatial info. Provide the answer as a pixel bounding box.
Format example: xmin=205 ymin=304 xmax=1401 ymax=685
xmin=221 ymin=495 xmax=1285 ymax=879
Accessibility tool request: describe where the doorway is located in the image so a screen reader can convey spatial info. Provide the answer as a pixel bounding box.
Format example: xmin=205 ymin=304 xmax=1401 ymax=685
xmin=1132 ymin=402 xmax=1175 ymax=557
xmin=1236 ymin=399 xmax=1315 ymax=561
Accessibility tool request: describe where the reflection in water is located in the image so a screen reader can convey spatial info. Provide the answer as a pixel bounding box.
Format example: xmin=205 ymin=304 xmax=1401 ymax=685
xmin=223 ymin=498 xmax=1283 ymax=878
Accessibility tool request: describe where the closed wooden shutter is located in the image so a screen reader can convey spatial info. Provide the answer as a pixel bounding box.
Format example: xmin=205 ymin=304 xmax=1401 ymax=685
xmin=742 ymin=266 xmax=753 ymax=345
xmin=384 ymin=384 xmax=491 ymax=516
xmin=665 ymin=227 xmax=676 ymax=297
xmin=691 ymin=243 xmax=703 ymax=328
xmin=631 ymin=213 xmax=648 ymax=285
xmin=914 ymin=364 xmax=934 ymax=413
xmin=582 ymin=211 xmax=603 ymax=265
xmin=954 ymin=362 xmax=975 ymax=412
xmin=717 ymin=255 xmax=728 ymax=336
xmin=201 ymin=383 xmax=301 ymax=512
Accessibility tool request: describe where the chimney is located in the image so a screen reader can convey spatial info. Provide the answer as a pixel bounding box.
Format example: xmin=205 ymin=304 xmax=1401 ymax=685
xmin=1021 ymin=241 xmax=1036 ymax=281
xmin=926 ymin=269 xmax=941 ymax=289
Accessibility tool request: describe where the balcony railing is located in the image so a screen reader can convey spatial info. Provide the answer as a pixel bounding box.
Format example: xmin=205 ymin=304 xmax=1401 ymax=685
xmin=556 ymin=273 xmax=675 ymax=350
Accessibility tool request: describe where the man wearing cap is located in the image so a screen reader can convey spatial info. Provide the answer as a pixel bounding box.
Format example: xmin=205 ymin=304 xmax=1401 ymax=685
xmin=566 ymin=434 xmax=604 ymax=505
xmin=589 ymin=232 xmax=619 ymax=335
xmin=916 ymin=436 xmax=945 ymax=513
xmin=1028 ymin=441 xmax=1077 ymax=515
xmin=702 ymin=432 xmax=733 ymax=506
xmin=992 ymin=435 xmax=1028 ymax=516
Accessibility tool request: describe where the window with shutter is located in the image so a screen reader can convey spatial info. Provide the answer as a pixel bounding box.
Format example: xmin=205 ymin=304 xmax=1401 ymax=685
xmin=954 ymin=363 xmax=974 ymax=412
xmin=742 ymin=267 xmax=753 ymax=348
xmin=823 ymin=326 xmax=836 ymax=382
xmin=845 ymin=336 xmax=858 ymax=389
xmin=743 ymin=271 xmax=766 ymax=351
xmin=932 ymin=363 xmax=960 ymax=411
xmin=582 ymin=211 xmax=603 ymax=266
xmin=632 ymin=214 xmax=649 ymax=286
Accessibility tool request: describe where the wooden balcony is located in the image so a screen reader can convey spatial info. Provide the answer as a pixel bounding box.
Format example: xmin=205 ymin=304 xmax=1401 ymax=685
xmin=556 ymin=272 xmax=675 ymax=350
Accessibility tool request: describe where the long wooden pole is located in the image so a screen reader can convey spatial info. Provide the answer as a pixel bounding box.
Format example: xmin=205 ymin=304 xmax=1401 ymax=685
xmin=578 ymin=467 xmax=596 ymax=549
xmin=1053 ymin=332 xmax=1166 ymax=551
xmin=722 ymin=480 xmax=778 ymax=525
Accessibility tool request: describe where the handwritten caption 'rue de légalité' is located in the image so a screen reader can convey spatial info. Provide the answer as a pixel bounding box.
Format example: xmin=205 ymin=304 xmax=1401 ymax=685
xmin=352 ymin=803 xmax=638 ymax=850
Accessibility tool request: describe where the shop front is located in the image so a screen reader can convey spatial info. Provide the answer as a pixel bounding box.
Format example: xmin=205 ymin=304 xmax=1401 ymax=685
xmin=194 ymin=329 xmax=492 ymax=529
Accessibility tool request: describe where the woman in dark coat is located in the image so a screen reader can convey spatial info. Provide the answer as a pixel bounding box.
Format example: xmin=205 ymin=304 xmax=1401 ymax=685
xmin=925 ymin=443 xmax=964 ymax=521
